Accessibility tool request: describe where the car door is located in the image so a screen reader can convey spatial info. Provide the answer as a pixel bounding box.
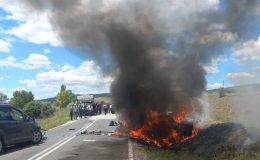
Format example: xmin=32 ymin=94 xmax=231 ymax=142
xmin=0 ymin=107 xmax=21 ymax=145
xmin=9 ymin=108 xmax=33 ymax=142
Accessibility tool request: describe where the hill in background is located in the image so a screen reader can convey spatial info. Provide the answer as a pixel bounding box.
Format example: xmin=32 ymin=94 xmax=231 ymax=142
xmin=39 ymin=93 xmax=111 ymax=103
xmin=39 ymin=83 xmax=260 ymax=104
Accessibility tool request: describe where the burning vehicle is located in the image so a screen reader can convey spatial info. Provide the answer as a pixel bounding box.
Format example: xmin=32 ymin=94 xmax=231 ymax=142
xmin=113 ymin=102 xmax=199 ymax=148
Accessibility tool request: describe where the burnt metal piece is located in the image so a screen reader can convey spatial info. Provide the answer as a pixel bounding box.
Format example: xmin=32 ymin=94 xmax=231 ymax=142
xmin=109 ymin=121 xmax=119 ymax=126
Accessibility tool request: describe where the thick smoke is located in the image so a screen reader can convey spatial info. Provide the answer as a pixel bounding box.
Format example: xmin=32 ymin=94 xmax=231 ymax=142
xmin=23 ymin=0 xmax=259 ymax=128
xmin=232 ymin=87 xmax=260 ymax=141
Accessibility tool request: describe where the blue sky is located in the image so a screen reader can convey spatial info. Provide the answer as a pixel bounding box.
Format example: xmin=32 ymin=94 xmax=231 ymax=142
xmin=0 ymin=0 xmax=260 ymax=99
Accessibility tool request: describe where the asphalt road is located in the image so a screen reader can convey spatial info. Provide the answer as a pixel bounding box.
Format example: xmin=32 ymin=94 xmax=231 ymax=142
xmin=0 ymin=114 xmax=131 ymax=160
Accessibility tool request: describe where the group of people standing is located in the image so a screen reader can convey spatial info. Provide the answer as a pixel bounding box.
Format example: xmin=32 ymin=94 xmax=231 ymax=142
xmin=69 ymin=102 xmax=114 ymax=121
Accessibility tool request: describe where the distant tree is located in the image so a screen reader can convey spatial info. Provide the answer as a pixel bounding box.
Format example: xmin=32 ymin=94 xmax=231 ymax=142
xmin=66 ymin=90 xmax=77 ymax=102
xmin=60 ymin=84 xmax=66 ymax=92
xmin=10 ymin=90 xmax=34 ymax=109
xmin=0 ymin=93 xmax=8 ymax=102
xmin=56 ymin=85 xmax=75 ymax=108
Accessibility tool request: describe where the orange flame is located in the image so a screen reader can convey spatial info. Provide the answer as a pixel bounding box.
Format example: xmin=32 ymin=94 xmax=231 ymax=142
xmin=113 ymin=103 xmax=198 ymax=147
xmin=173 ymin=102 xmax=186 ymax=123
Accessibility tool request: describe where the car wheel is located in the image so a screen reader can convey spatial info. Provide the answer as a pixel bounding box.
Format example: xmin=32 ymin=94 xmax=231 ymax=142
xmin=32 ymin=130 xmax=42 ymax=144
xmin=0 ymin=138 xmax=4 ymax=153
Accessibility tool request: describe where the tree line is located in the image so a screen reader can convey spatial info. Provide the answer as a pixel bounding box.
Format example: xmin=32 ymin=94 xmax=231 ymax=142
xmin=1 ymin=84 xmax=75 ymax=119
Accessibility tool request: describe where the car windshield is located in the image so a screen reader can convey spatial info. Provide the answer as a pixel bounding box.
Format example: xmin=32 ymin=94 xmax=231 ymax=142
xmin=1 ymin=1 xmax=260 ymax=160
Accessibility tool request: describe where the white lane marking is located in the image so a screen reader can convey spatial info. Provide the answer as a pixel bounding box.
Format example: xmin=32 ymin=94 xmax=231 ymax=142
xmin=27 ymin=137 xmax=70 ymax=160
xmin=35 ymin=136 xmax=76 ymax=160
xmin=128 ymin=139 xmax=134 ymax=160
xmin=28 ymin=120 xmax=97 ymax=160
xmin=82 ymin=139 xmax=96 ymax=142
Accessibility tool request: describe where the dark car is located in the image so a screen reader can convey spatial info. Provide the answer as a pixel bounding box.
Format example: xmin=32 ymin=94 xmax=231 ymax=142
xmin=0 ymin=104 xmax=43 ymax=153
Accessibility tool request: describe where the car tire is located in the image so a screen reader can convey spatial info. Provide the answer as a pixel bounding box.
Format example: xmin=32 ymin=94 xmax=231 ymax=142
xmin=32 ymin=130 xmax=42 ymax=144
xmin=0 ymin=138 xmax=4 ymax=153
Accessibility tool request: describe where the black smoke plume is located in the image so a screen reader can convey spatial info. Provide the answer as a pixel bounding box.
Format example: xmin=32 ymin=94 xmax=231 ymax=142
xmin=23 ymin=0 xmax=259 ymax=127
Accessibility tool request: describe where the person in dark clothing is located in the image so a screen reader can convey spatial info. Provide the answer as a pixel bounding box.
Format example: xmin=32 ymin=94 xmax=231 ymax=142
xmin=98 ymin=103 xmax=102 ymax=115
xmin=93 ymin=103 xmax=97 ymax=115
xmin=79 ymin=105 xmax=83 ymax=118
xmin=69 ymin=105 xmax=73 ymax=121
xmin=103 ymin=103 xmax=108 ymax=115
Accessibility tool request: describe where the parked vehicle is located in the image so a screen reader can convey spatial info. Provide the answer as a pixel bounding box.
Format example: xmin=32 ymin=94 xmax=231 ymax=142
xmin=0 ymin=104 xmax=43 ymax=153
xmin=77 ymin=95 xmax=95 ymax=116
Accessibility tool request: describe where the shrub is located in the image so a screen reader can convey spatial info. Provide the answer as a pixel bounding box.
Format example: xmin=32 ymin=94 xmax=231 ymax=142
xmin=23 ymin=101 xmax=56 ymax=118
xmin=40 ymin=102 xmax=56 ymax=117
xmin=23 ymin=101 xmax=42 ymax=118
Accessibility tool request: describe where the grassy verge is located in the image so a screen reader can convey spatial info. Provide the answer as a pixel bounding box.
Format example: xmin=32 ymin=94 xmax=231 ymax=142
xmin=146 ymin=148 xmax=260 ymax=160
xmin=146 ymin=149 xmax=193 ymax=160
xmin=36 ymin=108 xmax=70 ymax=130
xmin=213 ymin=112 xmax=237 ymax=122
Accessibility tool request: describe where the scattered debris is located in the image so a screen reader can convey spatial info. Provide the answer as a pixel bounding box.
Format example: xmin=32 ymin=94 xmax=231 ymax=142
xmin=80 ymin=130 xmax=114 ymax=136
xmin=109 ymin=121 xmax=119 ymax=126
xmin=69 ymin=128 xmax=76 ymax=130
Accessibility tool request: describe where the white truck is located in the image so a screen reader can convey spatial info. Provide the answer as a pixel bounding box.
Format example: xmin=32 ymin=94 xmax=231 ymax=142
xmin=77 ymin=94 xmax=95 ymax=116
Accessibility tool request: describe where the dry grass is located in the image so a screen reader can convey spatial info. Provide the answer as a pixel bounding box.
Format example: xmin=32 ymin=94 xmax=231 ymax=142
xmin=94 ymin=97 xmax=112 ymax=103
xmin=207 ymin=92 xmax=237 ymax=122
xmin=146 ymin=148 xmax=260 ymax=160
xmin=146 ymin=91 xmax=260 ymax=159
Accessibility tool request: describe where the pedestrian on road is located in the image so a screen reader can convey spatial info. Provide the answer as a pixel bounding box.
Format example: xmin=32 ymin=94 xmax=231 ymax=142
xmin=103 ymin=103 xmax=108 ymax=115
xmin=79 ymin=105 xmax=83 ymax=118
xmin=93 ymin=102 xmax=97 ymax=115
xmin=73 ymin=104 xmax=78 ymax=120
xmin=69 ymin=105 xmax=73 ymax=121
xmin=98 ymin=103 xmax=102 ymax=115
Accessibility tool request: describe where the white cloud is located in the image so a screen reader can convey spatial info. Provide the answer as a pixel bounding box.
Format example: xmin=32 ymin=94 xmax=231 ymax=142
xmin=212 ymin=55 xmax=228 ymax=63
xmin=61 ymin=65 xmax=75 ymax=72
xmin=226 ymin=72 xmax=253 ymax=79
xmin=0 ymin=0 xmax=220 ymax=47
xmin=0 ymin=39 xmax=11 ymax=53
xmin=207 ymin=83 xmax=222 ymax=90
xmin=43 ymin=49 xmax=51 ymax=54
xmin=0 ymin=54 xmax=51 ymax=70
xmin=22 ymin=54 xmax=51 ymax=68
xmin=203 ymin=64 xmax=219 ymax=74
xmin=0 ymin=0 xmax=61 ymax=46
xmin=232 ymin=37 xmax=260 ymax=62
xmin=19 ymin=61 xmax=114 ymax=99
